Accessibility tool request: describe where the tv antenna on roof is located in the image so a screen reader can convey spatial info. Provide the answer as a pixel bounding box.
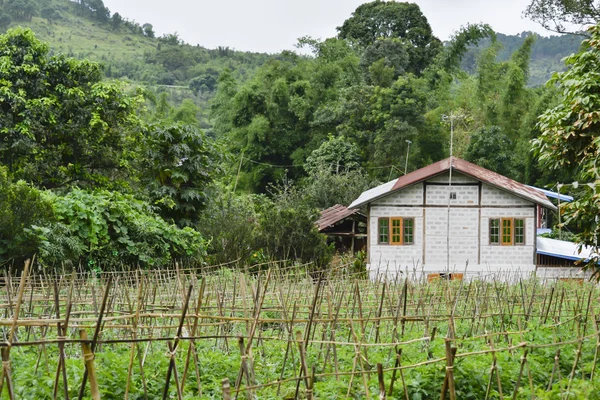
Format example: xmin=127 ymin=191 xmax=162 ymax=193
xmin=441 ymin=112 xmax=465 ymax=272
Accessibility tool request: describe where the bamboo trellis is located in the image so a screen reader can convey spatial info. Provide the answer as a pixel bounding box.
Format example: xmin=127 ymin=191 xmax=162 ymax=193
xmin=0 ymin=260 xmax=598 ymax=399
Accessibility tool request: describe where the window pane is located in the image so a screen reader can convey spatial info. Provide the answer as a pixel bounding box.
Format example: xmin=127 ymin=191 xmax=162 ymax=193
xmin=379 ymin=218 xmax=389 ymax=244
xmin=490 ymin=219 xmax=499 ymax=244
xmin=502 ymin=218 xmax=513 ymax=245
xmin=391 ymin=218 xmax=402 ymax=244
xmin=404 ymin=218 xmax=414 ymax=244
xmin=515 ymin=219 xmax=524 ymax=244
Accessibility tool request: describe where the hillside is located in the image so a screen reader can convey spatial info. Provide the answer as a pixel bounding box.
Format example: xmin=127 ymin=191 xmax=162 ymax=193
xmin=0 ymin=1 xmax=585 ymax=92
xmin=461 ymin=32 xmax=583 ymax=86
xmin=0 ymin=0 xmax=275 ymax=88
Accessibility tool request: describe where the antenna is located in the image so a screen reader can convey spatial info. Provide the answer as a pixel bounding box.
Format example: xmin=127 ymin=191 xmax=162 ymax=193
xmin=441 ymin=112 xmax=464 ymax=272
xmin=404 ymin=140 xmax=412 ymax=175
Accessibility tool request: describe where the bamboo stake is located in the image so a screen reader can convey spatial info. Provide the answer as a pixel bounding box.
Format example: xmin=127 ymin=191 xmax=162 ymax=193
xmin=80 ymin=329 xmax=100 ymax=400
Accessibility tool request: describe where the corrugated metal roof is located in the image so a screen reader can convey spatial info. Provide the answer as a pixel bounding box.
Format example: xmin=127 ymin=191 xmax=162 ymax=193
xmin=537 ymin=237 xmax=597 ymax=261
xmin=317 ymin=204 xmax=363 ymax=231
xmin=349 ymin=157 xmax=556 ymax=210
xmin=527 ymin=185 xmax=574 ymax=202
xmin=348 ymin=178 xmax=398 ymax=209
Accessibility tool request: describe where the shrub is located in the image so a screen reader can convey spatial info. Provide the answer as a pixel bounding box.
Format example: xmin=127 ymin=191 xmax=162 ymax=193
xmin=0 ymin=167 xmax=54 ymax=264
xmin=41 ymin=189 xmax=206 ymax=269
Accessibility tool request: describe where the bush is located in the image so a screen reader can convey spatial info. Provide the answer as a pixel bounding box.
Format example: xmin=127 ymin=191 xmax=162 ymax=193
xmin=256 ymin=182 xmax=333 ymax=269
xmin=0 ymin=167 xmax=54 ymax=264
xmin=197 ymin=183 xmax=260 ymax=265
xmin=40 ymin=189 xmax=206 ymax=269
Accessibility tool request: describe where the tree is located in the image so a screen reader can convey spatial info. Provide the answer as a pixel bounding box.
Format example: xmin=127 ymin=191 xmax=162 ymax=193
xmin=137 ymin=124 xmax=222 ymax=227
xmin=0 ymin=12 xmax=11 ymax=30
xmin=142 ymin=23 xmax=155 ymax=38
xmin=337 ymin=1 xmax=442 ymax=74
xmin=43 ymin=189 xmax=206 ymax=268
xmin=0 ymin=167 xmax=54 ymax=264
xmin=0 ymin=28 xmax=141 ymax=189
xmin=41 ymin=6 xmax=60 ymax=22
xmin=525 ymin=0 xmax=600 ymax=34
xmin=465 ymin=126 xmax=515 ymax=177
xmin=304 ymin=135 xmax=362 ymax=176
xmin=257 ymin=181 xmax=332 ymax=268
xmin=111 ymin=12 xmax=122 ymax=30
xmin=532 ymin=24 xmax=600 ymax=276
xmin=360 ymin=38 xmax=409 ymax=86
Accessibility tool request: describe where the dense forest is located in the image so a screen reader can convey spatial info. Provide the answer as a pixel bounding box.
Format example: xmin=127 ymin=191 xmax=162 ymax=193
xmin=0 ymin=0 xmax=598 ymax=270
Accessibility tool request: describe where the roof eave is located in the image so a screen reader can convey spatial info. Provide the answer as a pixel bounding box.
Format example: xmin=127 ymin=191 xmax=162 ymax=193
xmin=454 ymin=169 xmax=557 ymax=211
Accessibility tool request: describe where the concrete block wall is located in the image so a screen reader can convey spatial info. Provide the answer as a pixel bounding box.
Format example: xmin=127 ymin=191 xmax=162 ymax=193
xmin=366 ymin=176 xmax=539 ymax=275
xmin=369 ymin=205 xmax=423 ymax=269
xmin=425 ymin=185 xmax=479 ymax=206
xmin=373 ymin=183 xmax=422 ymax=205
xmin=479 ymin=190 xmax=535 ymax=268
xmin=481 ymin=185 xmax=531 ymax=206
xmin=424 ymin=208 xmax=478 ymax=267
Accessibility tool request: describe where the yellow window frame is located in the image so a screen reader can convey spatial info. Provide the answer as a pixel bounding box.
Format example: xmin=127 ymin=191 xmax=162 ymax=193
xmin=390 ymin=218 xmax=403 ymax=245
xmin=501 ymin=218 xmax=513 ymax=246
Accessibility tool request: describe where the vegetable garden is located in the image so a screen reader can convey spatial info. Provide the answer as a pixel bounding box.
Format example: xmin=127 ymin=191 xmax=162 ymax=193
xmin=1 ymin=260 xmax=599 ymax=399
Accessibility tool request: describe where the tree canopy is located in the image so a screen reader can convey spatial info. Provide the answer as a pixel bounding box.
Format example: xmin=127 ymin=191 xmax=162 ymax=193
xmin=533 ymin=24 xmax=600 ymax=275
xmin=0 ymin=28 xmax=141 ymax=189
xmin=525 ymin=0 xmax=600 ymax=34
xmin=337 ymin=0 xmax=442 ymax=74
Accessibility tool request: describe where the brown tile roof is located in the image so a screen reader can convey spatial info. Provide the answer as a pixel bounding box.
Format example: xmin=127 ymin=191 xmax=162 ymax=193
xmin=350 ymin=157 xmax=556 ymax=210
xmin=317 ymin=204 xmax=363 ymax=231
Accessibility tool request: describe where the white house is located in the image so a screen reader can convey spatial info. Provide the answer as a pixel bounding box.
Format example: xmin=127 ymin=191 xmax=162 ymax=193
xmin=349 ymin=157 xmax=559 ymax=278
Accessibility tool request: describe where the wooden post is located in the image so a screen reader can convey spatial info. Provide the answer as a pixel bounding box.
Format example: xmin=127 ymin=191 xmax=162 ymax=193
xmin=78 ymin=276 xmax=113 ymax=400
xmin=512 ymin=349 xmax=528 ymax=400
xmin=80 ymin=330 xmax=100 ymax=400
xmin=222 ymin=378 xmax=231 ymax=400
xmin=440 ymin=340 xmax=456 ymax=400
xmin=377 ymin=363 xmax=386 ymax=400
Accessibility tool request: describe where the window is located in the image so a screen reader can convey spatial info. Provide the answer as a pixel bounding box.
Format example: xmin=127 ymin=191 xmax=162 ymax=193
xmin=378 ymin=217 xmax=414 ymax=245
xmin=391 ymin=218 xmax=402 ymax=244
xmin=490 ymin=219 xmax=500 ymax=244
xmin=404 ymin=218 xmax=414 ymax=244
xmin=378 ymin=218 xmax=389 ymax=244
xmin=514 ymin=219 xmax=524 ymax=245
xmin=490 ymin=218 xmax=525 ymax=246
xmin=501 ymin=218 xmax=513 ymax=245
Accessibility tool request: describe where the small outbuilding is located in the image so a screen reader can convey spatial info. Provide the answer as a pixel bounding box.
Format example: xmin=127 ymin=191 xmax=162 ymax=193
xmin=317 ymin=204 xmax=367 ymax=253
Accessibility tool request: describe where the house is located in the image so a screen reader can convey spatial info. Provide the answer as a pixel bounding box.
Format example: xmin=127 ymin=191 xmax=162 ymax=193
xmin=317 ymin=205 xmax=367 ymax=253
xmin=348 ymin=157 xmax=559 ymax=278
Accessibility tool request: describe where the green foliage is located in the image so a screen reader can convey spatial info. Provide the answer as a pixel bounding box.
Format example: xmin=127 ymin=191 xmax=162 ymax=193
xmin=525 ymin=0 xmax=600 ymax=34
xmin=465 ymin=126 xmax=515 ymax=177
xmin=198 ymin=183 xmax=261 ymax=265
xmin=43 ymin=189 xmax=205 ymax=268
xmin=304 ymin=135 xmax=362 ymax=176
xmin=360 ymin=37 xmax=409 ymax=86
xmin=337 ymin=0 xmax=442 ymax=74
xmin=257 ymin=182 xmax=333 ymax=268
xmin=0 ymin=28 xmax=141 ymax=188
xmin=533 ymin=24 xmax=600 ymax=276
xmin=138 ymin=123 xmax=222 ymax=227
xmin=0 ymin=166 xmax=54 ymax=264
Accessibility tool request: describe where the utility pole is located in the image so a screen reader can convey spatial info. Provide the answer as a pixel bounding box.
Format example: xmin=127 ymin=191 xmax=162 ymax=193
xmin=441 ymin=113 xmax=462 ymax=272
xmin=404 ymin=140 xmax=412 ymax=175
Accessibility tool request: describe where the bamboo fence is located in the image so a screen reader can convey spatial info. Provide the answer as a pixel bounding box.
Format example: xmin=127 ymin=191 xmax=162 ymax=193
xmin=0 ymin=259 xmax=598 ymax=399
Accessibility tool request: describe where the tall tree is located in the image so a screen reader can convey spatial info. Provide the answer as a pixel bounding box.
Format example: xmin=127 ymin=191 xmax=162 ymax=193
xmin=337 ymin=1 xmax=441 ymax=74
xmin=532 ymin=25 xmax=600 ymax=275
xmin=525 ymin=0 xmax=600 ymax=34
xmin=0 ymin=28 xmax=141 ymax=188
xmin=137 ymin=124 xmax=222 ymax=227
